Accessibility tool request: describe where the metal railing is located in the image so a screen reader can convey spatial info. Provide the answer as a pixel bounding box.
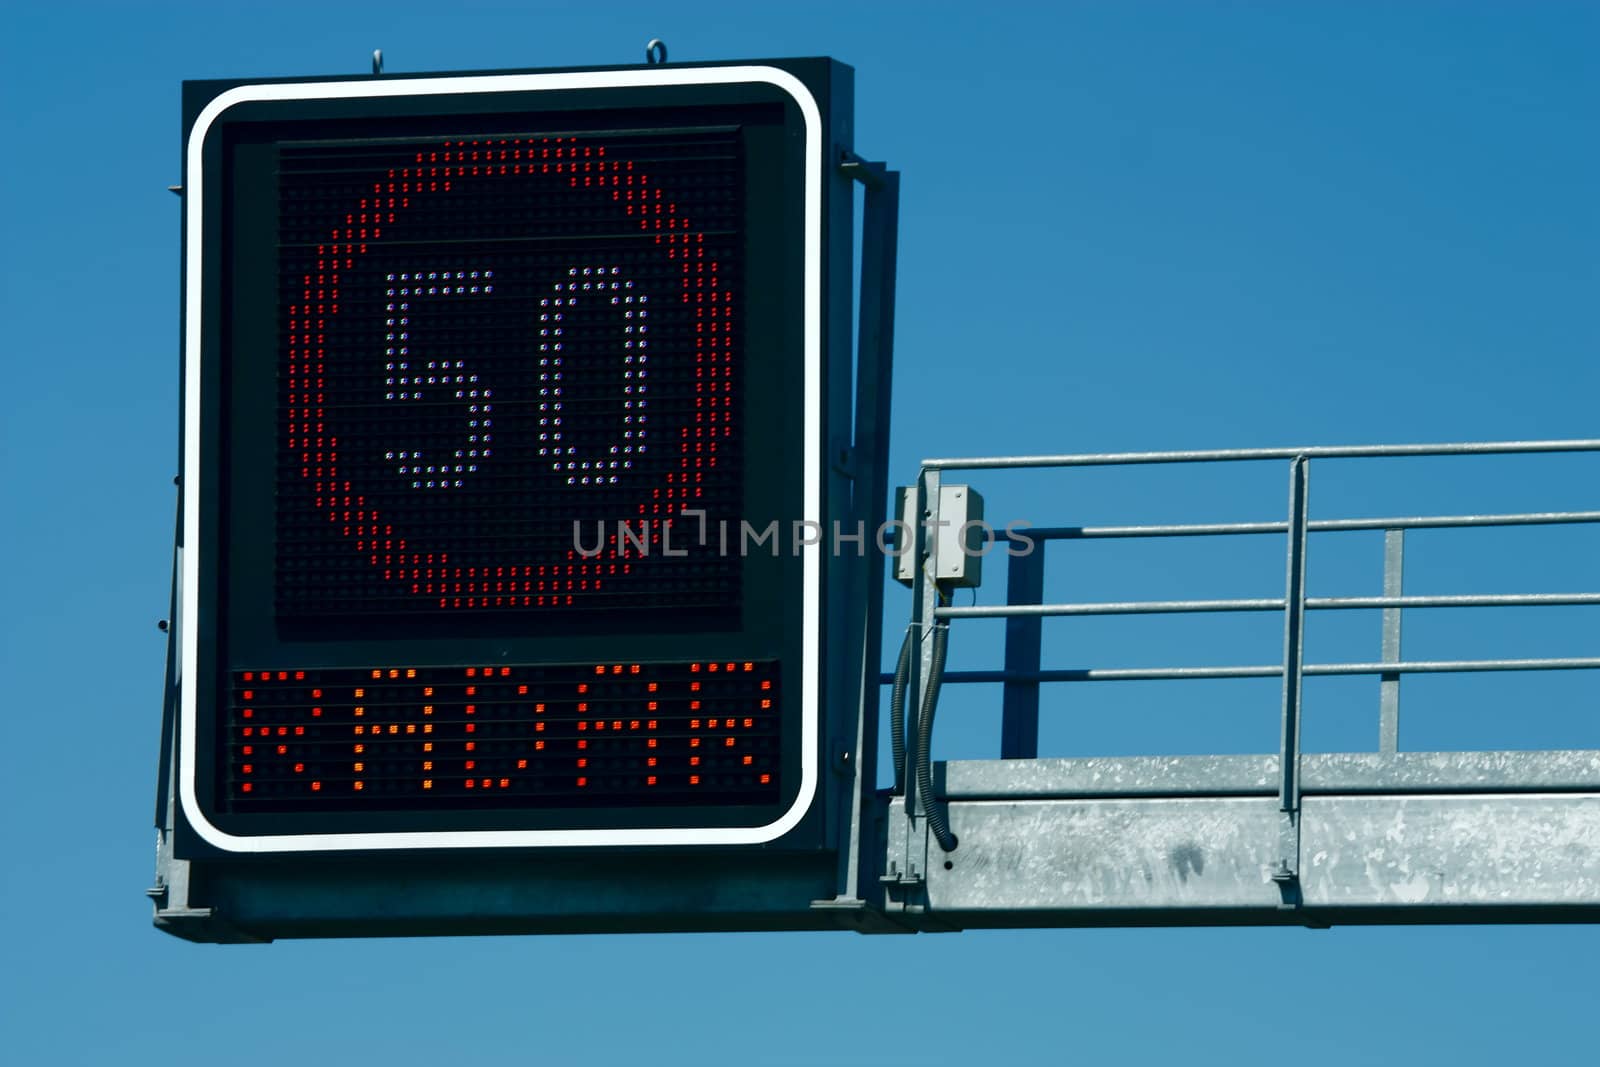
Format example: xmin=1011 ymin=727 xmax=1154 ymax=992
xmin=889 ymin=439 xmax=1600 ymax=868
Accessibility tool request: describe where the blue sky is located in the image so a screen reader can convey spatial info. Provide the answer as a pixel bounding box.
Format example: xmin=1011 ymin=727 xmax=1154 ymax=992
xmin=3 ymin=3 xmax=1597 ymax=1064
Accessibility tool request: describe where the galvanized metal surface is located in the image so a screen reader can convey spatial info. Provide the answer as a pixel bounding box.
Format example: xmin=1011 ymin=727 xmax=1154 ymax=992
xmin=938 ymin=751 xmax=1600 ymax=799
xmin=922 ymin=793 xmax=1600 ymax=920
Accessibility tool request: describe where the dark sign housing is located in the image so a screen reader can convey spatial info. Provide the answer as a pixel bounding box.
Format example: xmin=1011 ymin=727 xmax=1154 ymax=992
xmin=177 ymin=61 xmax=856 ymax=856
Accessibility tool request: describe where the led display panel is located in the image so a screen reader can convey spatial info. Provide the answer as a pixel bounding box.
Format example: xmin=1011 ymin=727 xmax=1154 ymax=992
xmin=227 ymin=661 xmax=779 ymax=811
xmin=275 ymin=128 xmax=743 ymax=620
xmin=178 ymin=64 xmax=847 ymax=852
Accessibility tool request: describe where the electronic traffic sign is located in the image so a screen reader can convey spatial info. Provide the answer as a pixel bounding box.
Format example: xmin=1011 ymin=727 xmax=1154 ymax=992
xmin=176 ymin=60 xmax=856 ymax=855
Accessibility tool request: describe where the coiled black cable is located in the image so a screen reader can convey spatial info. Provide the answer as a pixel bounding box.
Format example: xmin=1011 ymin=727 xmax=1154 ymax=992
xmin=915 ymin=618 xmax=958 ymax=852
xmin=888 ymin=625 xmax=914 ymax=794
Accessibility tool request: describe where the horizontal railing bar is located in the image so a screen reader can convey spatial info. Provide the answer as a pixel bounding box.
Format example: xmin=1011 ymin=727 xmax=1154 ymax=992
xmin=878 ymin=657 xmax=1600 ymax=685
xmin=938 ymin=593 xmax=1600 ymax=619
xmin=939 ymin=599 xmax=1284 ymax=619
xmin=1309 ymin=657 xmax=1600 ymax=676
xmin=924 ymin=438 xmax=1600 ymax=472
xmin=1022 ymin=522 xmax=1288 ymax=539
xmin=909 ymin=667 xmax=1283 ymax=683
xmin=1017 ymin=510 xmax=1600 ymax=541
xmin=1313 ymin=593 xmax=1600 ymax=610
xmin=1312 ymin=510 xmax=1600 ymax=532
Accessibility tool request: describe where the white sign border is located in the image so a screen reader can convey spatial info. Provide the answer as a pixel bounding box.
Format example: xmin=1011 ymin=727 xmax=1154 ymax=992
xmin=180 ymin=66 xmax=823 ymax=853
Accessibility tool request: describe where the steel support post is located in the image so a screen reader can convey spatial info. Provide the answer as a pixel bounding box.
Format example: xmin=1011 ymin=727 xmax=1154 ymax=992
xmin=887 ymin=467 xmax=942 ymax=897
xmin=814 ymin=157 xmax=904 ymax=927
xmin=914 ymin=470 xmax=945 ymax=786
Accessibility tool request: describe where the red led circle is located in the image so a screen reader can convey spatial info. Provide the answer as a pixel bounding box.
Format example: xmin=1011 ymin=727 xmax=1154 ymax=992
xmin=281 ymin=134 xmax=738 ymax=614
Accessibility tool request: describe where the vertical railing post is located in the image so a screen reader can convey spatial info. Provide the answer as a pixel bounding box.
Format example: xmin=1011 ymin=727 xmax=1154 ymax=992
xmin=1000 ymin=541 xmax=1045 ymax=759
xmin=1274 ymin=457 xmax=1310 ymax=895
xmin=1379 ymin=529 xmax=1405 ymax=756
xmin=908 ymin=467 xmax=943 ymax=820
